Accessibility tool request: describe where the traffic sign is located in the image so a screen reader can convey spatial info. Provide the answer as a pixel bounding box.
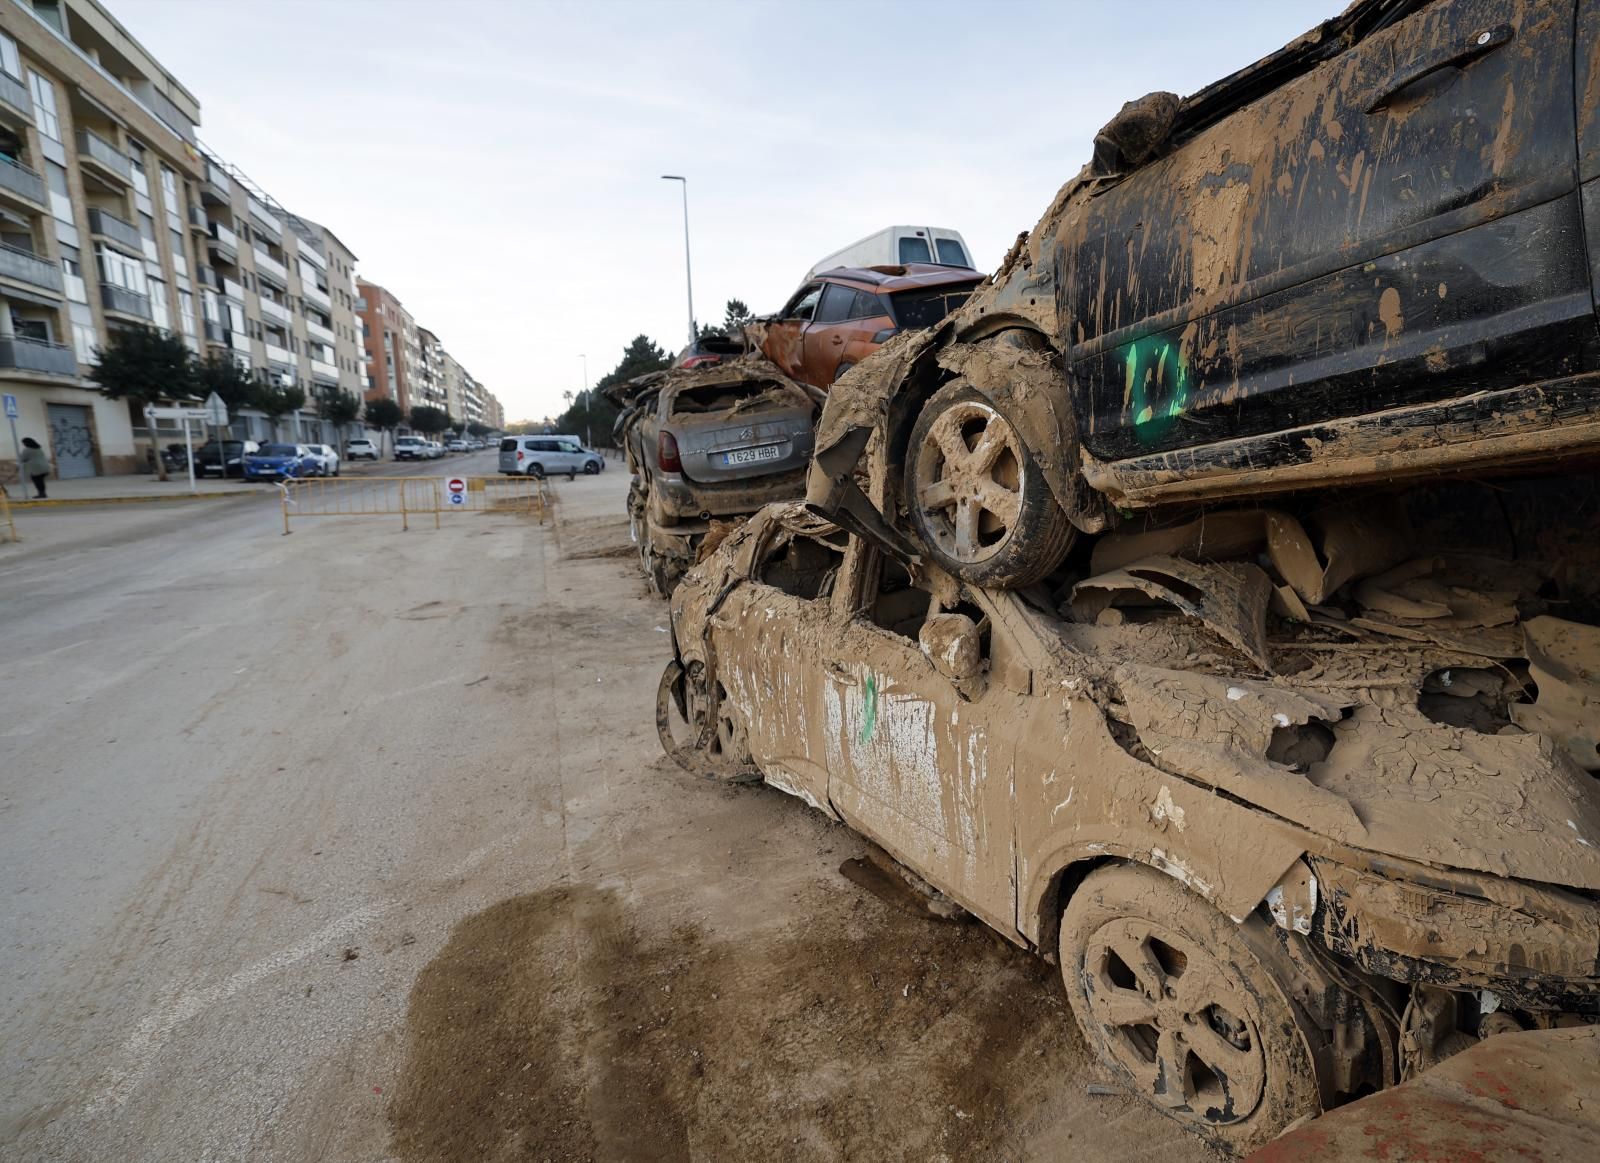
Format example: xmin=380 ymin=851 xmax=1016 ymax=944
xmin=2 ymin=393 xmax=16 ymax=418
xmin=447 ymin=477 xmax=466 ymax=493
xmin=144 ymin=405 xmax=210 ymax=421
xmin=204 ymin=392 xmax=229 ymax=426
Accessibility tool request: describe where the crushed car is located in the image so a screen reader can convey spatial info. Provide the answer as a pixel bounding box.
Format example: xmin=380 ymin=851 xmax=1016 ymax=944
xmin=607 ymin=356 xmax=822 ymax=595
xmin=805 ymin=0 xmax=1600 ymax=589
xmin=659 ymin=470 xmax=1600 ymax=1153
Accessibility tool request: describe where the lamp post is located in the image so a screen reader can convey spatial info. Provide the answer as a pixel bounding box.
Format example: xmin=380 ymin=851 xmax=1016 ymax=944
xmin=661 ymin=175 xmax=695 ymax=347
xmin=580 ymin=353 xmax=590 ymax=446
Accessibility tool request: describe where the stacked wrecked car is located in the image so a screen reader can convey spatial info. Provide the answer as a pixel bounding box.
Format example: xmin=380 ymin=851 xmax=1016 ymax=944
xmin=653 ymin=0 xmax=1600 ymax=1154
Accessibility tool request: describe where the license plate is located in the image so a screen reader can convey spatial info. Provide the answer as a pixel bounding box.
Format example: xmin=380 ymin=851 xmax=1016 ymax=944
xmin=721 ymin=444 xmax=781 ymax=467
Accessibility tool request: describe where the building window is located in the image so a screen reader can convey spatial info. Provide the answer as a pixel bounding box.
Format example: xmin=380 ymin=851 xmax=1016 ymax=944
xmin=28 ymin=71 xmax=60 ymax=142
xmin=0 ymin=32 xmax=21 ymax=81
xmin=45 ymin=161 xmax=72 ymax=223
xmin=149 ymin=276 xmax=170 ymax=331
xmin=69 ymin=302 xmax=97 ymax=362
xmin=169 ymin=227 xmax=187 ymax=276
xmin=178 ymin=289 xmax=196 ymax=337
xmin=96 ymin=244 xmax=149 ymax=296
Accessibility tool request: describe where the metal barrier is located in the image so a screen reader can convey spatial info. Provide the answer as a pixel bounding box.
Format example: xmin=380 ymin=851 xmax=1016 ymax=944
xmin=0 ymin=481 xmax=15 ymax=543
xmin=279 ymin=475 xmax=547 ymax=533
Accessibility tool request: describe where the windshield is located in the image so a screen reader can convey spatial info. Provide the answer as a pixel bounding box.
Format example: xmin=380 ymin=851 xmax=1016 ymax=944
xmin=258 ymin=444 xmax=298 ymax=456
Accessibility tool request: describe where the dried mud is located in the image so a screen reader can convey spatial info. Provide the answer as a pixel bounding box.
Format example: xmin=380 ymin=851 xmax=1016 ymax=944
xmin=389 ymin=879 xmax=1204 ymax=1162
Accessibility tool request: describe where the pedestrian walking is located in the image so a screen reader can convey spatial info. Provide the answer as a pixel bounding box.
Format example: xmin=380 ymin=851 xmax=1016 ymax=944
xmin=20 ymin=437 xmax=49 ymax=499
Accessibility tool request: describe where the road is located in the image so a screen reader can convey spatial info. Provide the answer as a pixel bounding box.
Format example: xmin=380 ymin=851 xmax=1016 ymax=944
xmin=0 ymin=456 xmax=1207 ymax=1162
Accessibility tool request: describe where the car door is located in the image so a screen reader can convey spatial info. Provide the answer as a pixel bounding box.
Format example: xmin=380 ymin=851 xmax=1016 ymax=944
xmin=707 ymin=512 xmax=846 ymax=813
xmin=800 ymin=282 xmax=858 ymax=387
xmin=821 ymin=540 xmax=1020 ymax=935
xmin=1063 ymin=0 xmax=1592 ymax=461
xmin=762 ymin=283 xmax=822 ymax=379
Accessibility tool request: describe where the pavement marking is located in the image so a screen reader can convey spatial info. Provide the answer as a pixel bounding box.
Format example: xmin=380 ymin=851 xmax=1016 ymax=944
xmin=85 ymin=902 xmax=390 ymax=1114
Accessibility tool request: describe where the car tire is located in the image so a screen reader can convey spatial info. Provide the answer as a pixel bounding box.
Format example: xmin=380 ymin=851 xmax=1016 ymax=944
xmin=527 ymin=463 xmax=546 ymax=480
xmin=583 ymin=460 xmax=601 ymax=475
xmin=1059 ymin=862 xmax=1325 ymax=1155
xmin=903 ymin=380 xmax=1074 ymax=588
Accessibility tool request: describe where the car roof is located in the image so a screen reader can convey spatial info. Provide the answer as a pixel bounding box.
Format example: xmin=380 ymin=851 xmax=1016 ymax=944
xmin=814 ymin=263 xmax=986 ymax=292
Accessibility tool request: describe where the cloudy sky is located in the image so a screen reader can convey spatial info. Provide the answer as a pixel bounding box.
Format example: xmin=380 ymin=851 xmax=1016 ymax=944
xmin=118 ymin=0 xmax=1335 ymax=422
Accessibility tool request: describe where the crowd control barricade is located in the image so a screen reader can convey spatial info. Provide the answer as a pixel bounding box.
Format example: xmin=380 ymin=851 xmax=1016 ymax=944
xmin=279 ymin=475 xmax=547 ymax=533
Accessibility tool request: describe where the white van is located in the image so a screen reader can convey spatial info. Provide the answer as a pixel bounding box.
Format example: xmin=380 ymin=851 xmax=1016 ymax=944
xmin=499 ymin=435 xmax=604 ymax=478
xmin=806 ymin=226 xmax=974 ymax=279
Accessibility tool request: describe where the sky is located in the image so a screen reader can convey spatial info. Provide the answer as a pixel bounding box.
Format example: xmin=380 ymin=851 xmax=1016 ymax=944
xmin=116 ymin=0 xmax=1337 ymax=423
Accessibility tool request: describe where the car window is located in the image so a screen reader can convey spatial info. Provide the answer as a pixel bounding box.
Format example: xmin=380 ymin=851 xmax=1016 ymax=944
xmin=852 ymin=291 xmax=886 ymax=319
xmin=813 ymin=283 xmax=856 ymax=325
xmin=890 ymin=284 xmax=980 ymax=329
xmin=860 ymin=550 xmax=993 ymax=662
xmin=500 ymin=438 xmax=516 ymax=451
xmin=754 ymin=528 xmax=846 ymax=602
xmin=786 ymin=285 xmax=822 ymax=321
xmin=559 ymin=442 xmax=580 ymax=453
xmin=259 ymin=444 xmax=296 ymax=455
xmin=935 ymin=238 xmax=969 ymax=266
xmin=897 ymin=235 xmax=933 ymax=264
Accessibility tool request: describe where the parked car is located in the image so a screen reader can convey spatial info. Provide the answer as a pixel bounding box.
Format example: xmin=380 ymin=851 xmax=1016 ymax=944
xmin=304 ymin=443 xmax=340 ymax=477
xmin=662 ymin=479 xmax=1600 ymax=1153
xmin=394 ymin=435 xmax=427 ymax=461
xmin=750 ymin=264 xmax=984 ymax=390
xmin=428 ymin=441 xmax=447 ymax=459
xmin=195 ymin=439 xmax=260 ymax=478
xmin=346 ymin=438 xmax=380 ymax=461
xmin=805 ymin=224 xmax=974 ymax=278
xmin=606 ymin=357 xmax=819 ymax=594
xmin=243 ymin=443 xmax=320 ymax=481
xmin=807 ymin=0 xmax=1600 ymax=590
xmin=498 ymin=434 xmax=604 ymax=479
xmin=673 ymin=333 xmax=745 ymax=370
xmin=447 ymin=439 xmax=469 ymax=453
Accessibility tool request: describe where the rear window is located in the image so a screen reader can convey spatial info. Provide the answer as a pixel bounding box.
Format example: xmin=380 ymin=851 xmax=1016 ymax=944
xmin=890 ymin=284 xmax=980 ymax=330
xmin=499 ymin=439 xmax=518 ymax=451
xmin=670 ymin=381 xmax=788 ymax=416
xmin=897 ymin=236 xmax=933 ymax=263
xmin=259 ymin=444 xmax=297 ymax=456
xmin=935 ymin=238 xmax=969 ymax=266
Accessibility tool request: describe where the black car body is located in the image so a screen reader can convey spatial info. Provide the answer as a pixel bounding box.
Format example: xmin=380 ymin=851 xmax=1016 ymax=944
xmin=808 ymin=0 xmax=1600 ymax=588
xmin=194 ymin=440 xmax=260 ymax=478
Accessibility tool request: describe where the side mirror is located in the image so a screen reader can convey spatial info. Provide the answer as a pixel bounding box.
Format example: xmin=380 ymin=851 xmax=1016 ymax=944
xmin=919 ymin=613 xmax=982 ymax=684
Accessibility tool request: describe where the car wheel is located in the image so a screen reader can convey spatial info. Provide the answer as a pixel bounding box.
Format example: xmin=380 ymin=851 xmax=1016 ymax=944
xmin=1059 ymin=863 xmax=1324 ymax=1154
xmin=526 ymin=462 xmax=546 ymax=479
xmin=903 ymin=380 xmax=1074 ymax=588
xmin=654 ymin=660 xmax=758 ymax=783
xmin=583 ymin=460 xmax=601 ymax=475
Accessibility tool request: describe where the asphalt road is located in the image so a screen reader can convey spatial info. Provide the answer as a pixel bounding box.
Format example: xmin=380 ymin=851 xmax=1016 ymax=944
xmin=0 ymin=455 xmax=1203 ymax=1162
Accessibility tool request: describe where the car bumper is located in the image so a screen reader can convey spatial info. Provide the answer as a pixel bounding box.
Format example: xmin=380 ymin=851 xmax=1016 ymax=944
xmin=651 ymin=467 xmax=808 ymax=523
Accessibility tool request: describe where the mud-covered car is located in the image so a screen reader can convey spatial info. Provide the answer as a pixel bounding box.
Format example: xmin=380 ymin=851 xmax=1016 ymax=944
xmin=751 ymin=263 xmax=984 ymax=390
xmin=607 ymin=356 xmax=822 ymax=594
xmin=658 ymin=469 xmax=1600 ymax=1153
xmin=808 ymin=0 xmax=1600 ymax=589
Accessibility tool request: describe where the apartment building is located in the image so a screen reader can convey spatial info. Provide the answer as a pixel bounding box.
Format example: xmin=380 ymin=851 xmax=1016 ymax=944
xmin=415 ymin=324 xmax=447 ymax=412
xmin=356 ymin=277 xmax=416 ymax=417
xmin=194 ymin=150 xmax=366 ymax=443
xmin=0 ymin=0 xmax=208 ymax=479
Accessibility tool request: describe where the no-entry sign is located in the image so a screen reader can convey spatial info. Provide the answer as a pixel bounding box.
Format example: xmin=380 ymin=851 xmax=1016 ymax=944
xmin=447 ymin=477 xmax=466 ymax=505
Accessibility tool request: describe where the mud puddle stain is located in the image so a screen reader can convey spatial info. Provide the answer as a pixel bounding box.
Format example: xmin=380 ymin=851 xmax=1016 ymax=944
xmin=391 ymin=884 xmax=1088 ymax=1161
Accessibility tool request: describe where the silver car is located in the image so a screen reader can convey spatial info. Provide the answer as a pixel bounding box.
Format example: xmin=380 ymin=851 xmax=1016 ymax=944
xmin=498 ymin=435 xmax=603 ymax=478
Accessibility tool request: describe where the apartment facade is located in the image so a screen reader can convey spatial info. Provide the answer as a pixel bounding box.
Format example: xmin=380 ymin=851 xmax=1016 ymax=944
xmin=0 ymin=0 xmax=207 ymax=479
xmin=356 ymin=277 xmax=416 ymax=417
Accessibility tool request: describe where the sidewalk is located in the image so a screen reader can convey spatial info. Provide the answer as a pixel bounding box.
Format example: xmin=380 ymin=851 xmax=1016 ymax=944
xmin=1 ymin=473 xmax=274 ymax=508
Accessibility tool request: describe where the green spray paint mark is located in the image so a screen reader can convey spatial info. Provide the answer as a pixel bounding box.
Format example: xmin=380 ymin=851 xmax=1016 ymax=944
xmin=1122 ymin=337 xmax=1192 ymax=445
xmin=859 ymin=673 xmax=878 ymax=745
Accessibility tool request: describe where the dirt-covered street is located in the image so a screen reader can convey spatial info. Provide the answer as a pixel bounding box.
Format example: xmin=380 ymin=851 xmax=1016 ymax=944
xmin=0 ymin=466 xmax=1209 ymax=1162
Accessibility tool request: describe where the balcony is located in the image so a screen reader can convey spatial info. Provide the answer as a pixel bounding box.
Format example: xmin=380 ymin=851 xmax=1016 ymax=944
xmin=253 ymin=248 xmax=287 ymax=284
xmin=100 ymin=283 xmax=152 ymax=320
xmin=0 ymin=154 xmax=45 ymax=208
xmin=88 ymin=207 xmax=142 ymax=251
xmin=311 ymin=358 xmax=339 ymax=384
xmin=0 ymin=242 xmax=64 ymax=293
xmin=203 ymin=319 xmax=226 ymax=343
xmin=247 ymin=196 xmax=283 ymax=239
xmin=222 ymin=276 xmax=244 ymax=301
xmin=187 ymin=204 xmax=208 ymax=233
xmin=207 ymin=221 xmax=238 ymax=264
xmin=305 ymin=318 xmax=336 ymax=345
xmin=0 ymin=70 xmax=31 ymax=127
xmin=301 ymin=280 xmax=331 ymax=310
xmin=259 ymin=296 xmax=292 ymax=326
xmin=0 ymin=335 xmax=77 ymax=376
xmin=296 ymin=235 xmax=326 ymax=268
xmin=77 ymin=130 xmax=132 ymax=184
xmin=264 ymin=341 xmax=294 ymax=368
xmin=229 ymin=329 xmax=250 ymax=354
xmin=201 ymin=159 xmax=230 ymax=205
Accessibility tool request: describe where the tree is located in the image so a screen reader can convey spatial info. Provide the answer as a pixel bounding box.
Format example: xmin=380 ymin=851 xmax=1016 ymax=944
xmin=253 ymin=380 xmax=306 ymax=440
xmin=723 ymin=297 xmax=752 ymax=336
xmin=194 ymin=354 xmax=256 ymax=416
xmin=558 ymin=335 xmax=670 ymax=445
xmin=365 ymin=397 xmax=403 ymax=454
xmin=408 ymin=405 xmax=450 ymax=435
xmin=88 ymin=325 xmax=197 ymax=480
xmin=466 ymin=421 xmax=492 ymax=438
xmin=321 ymin=389 xmax=362 ymax=448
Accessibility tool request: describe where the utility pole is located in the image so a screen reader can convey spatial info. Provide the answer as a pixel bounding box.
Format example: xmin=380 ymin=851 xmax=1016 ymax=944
xmin=661 ymin=175 xmax=695 ymax=346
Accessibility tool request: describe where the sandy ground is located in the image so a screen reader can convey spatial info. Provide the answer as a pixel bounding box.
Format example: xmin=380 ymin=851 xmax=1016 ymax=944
xmin=0 ymin=457 xmax=1213 ymax=1161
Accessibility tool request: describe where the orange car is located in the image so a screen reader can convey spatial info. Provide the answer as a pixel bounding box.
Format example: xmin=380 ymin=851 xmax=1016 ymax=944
xmin=754 ymin=264 xmax=984 ymax=390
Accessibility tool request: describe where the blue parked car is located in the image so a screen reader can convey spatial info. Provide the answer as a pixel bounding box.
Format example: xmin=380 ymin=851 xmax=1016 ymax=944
xmin=243 ymin=443 xmax=321 ymax=481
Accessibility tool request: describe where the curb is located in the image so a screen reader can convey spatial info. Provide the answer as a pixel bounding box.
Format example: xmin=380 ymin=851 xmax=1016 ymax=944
xmin=6 ymin=490 xmax=263 ymax=509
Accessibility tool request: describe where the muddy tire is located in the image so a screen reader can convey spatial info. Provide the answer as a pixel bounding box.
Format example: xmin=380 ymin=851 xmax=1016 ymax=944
xmin=655 ymin=660 xmax=759 ymax=783
xmin=1059 ymin=863 xmax=1322 ymax=1155
xmin=903 ymin=381 xmax=1073 ymax=588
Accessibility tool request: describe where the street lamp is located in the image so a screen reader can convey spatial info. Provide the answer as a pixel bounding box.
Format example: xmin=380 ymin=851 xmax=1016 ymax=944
xmin=661 ymin=175 xmax=695 ymax=347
